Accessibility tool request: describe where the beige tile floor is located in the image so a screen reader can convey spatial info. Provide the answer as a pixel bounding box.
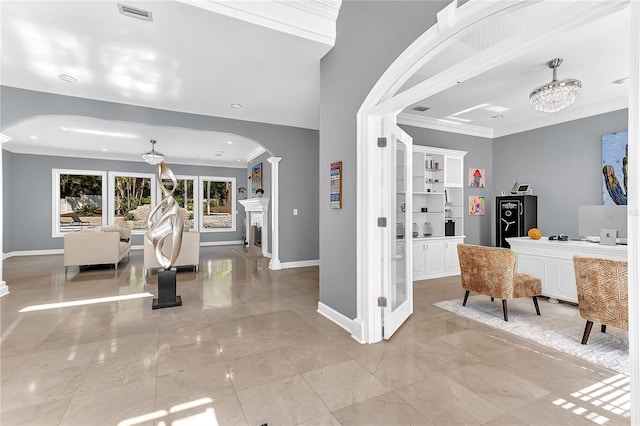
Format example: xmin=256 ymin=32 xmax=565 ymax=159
xmin=0 ymin=247 xmax=631 ymax=426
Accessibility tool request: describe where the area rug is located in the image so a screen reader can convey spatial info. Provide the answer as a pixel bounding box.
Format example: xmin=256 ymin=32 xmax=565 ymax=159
xmin=434 ymin=296 xmax=629 ymax=374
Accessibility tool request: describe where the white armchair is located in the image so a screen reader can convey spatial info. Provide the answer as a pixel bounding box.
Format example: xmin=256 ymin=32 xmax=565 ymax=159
xmin=144 ymin=231 xmax=200 ymax=276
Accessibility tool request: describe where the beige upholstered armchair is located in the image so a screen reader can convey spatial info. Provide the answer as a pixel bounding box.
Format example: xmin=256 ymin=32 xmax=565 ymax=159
xmin=457 ymin=244 xmax=542 ymax=321
xmin=573 ymin=255 xmax=628 ymax=345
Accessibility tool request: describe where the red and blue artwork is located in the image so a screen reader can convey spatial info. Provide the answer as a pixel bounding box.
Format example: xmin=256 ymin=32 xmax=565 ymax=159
xmin=468 ymin=168 xmax=485 ymax=188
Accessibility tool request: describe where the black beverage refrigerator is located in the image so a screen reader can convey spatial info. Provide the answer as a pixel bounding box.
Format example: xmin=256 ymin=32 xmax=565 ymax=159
xmin=495 ymin=195 xmax=538 ymax=248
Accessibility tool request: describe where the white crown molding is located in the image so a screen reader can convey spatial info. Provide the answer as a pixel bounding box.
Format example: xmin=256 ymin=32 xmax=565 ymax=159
xmin=176 ymin=0 xmax=340 ymax=47
xmin=398 ymin=113 xmax=494 ymax=138
xmin=2 ymin=147 xmax=249 ymax=169
xmin=247 ymin=146 xmax=267 ymax=162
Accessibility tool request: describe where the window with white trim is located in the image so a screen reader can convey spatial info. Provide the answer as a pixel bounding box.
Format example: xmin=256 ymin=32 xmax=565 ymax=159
xmin=199 ymin=176 xmax=236 ymax=232
xmin=157 ymin=175 xmax=199 ymax=231
xmin=108 ymin=172 xmax=156 ymax=233
xmin=52 ymin=169 xmax=107 ymax=237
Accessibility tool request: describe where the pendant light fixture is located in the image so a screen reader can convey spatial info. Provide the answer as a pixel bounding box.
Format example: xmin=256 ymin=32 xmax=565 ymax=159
xmin=141 ymin=139 xmax=165 ymax=165
xmin=529 ymin=58 xmax=582 ymax=113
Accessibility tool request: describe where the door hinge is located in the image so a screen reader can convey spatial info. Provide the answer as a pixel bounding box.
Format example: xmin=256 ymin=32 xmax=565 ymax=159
xmin=377 ymin=137 xmax=387 ymax=147
xmin=378 ymin=296 xmax=387 ymax=307
xmin=378 ymin=217 xmax=387 ymax=227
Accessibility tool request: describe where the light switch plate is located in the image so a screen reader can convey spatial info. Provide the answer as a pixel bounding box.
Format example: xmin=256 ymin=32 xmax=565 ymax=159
xmin=293 ymin=209 xmax=298 ymax=216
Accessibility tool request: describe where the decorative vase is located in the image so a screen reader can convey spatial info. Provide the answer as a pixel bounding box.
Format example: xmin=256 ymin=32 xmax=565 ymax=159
xmin=412 ymin=223 xmax=418 ymax=238
xmin=424 ymin=222 xmax=432 ymax=237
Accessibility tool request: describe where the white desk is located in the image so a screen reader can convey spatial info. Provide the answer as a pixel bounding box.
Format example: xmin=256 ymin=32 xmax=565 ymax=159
xmin=507 ymin=237 xmax=628 ymax=303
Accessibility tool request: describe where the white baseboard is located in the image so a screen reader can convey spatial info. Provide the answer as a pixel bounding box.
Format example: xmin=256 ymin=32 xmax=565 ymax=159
xmin=200 ymin=240 xmax=243 ymax=247
xmin=317 ymin=302 xmax=363 ymax=342
xmin=3 ymin=249 xmax=63 ymax=259
xmin=269 ymin=259 xmax=282 ymax=270
xmin=280 ymin=259 xmax=319 ymax=269
xmin=0 ymin=281 xmax=9 ymax=298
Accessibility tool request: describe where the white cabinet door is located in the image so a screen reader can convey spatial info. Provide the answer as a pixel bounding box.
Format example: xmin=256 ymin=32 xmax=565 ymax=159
xmin=444 ymin=156 xmax=463 ymax=187
xmin=425 ymin=240 xmax=445 ymax=275
xmin=412 ymin=241 xmax=427 ymax=279
xmin=445 ymin=238 xmax=463 ymax=274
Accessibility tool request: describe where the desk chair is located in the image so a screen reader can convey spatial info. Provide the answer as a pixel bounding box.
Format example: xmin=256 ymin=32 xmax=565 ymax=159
xmin=457 ymin=244 xmax=542 ymax=321
xmin=573 ymin=255 xmax=628 ymax=345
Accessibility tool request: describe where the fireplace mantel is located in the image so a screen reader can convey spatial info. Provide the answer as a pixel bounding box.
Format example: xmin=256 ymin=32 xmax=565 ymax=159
xmin=238 ymin=198 xmax=270 ymax=258
xmin=238 ymin=198 xmax=270 ymax=212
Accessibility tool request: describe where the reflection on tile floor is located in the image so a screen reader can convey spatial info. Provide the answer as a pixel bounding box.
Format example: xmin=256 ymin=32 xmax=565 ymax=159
xmin=1 ymin=247 xmax=631 ymax=425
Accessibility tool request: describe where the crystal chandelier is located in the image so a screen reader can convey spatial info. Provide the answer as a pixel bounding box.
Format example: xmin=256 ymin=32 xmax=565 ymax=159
xmin=529 ymin=58 xmax=582 ymax=113
xmin=141 ymin=139 xmax=165 ymax=165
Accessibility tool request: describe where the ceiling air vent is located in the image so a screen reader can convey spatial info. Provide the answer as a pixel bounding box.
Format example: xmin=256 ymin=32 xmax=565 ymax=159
xmin=412 ymin=106 xmax=430 ymax=112
xmin=118 ymin=4 xmax=153 ymax=21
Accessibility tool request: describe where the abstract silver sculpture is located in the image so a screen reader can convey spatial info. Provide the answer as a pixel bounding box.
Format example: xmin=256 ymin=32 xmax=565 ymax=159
xmin=147 ymin=161 xmax=184 ymax=269
xmin=148 ymin=161 xmax=184 ymax=309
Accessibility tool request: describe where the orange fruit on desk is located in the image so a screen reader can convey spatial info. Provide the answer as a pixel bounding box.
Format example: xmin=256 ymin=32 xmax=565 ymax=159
xmin=528 ymin=228 xmax=542 ymax=240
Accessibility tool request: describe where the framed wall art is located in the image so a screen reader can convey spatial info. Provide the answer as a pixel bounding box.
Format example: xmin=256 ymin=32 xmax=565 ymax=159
xmin=602 ymin=130 xmax=628 ymax=205
xmin=469 ymin=195 xmax=485 ymax=215
xmin=468 ymin=168 xmax=485 ymax=188
xmin=330 ymin=161 xmax=342 ymax=209
xmin=251 ymin=162 xmax=263 ymax=193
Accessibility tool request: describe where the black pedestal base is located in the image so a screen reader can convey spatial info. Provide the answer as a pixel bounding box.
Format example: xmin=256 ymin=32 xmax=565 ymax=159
xmin=152 ymin=269 xmax=182 ymax=310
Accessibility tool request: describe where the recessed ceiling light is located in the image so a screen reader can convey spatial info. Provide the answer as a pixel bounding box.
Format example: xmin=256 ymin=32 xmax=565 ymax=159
xmin=101 ymin=148 xmax=108 ymax=152
xmin=58 ymin=74 xmax=77 ymax=82
xmin=30 ymin=135 xmax=38 ymax=139
xmin=612 ymin=77 xmax=629 ymax=85
xmin=226 ymin=141 xmax=234 ymax=145
xmin=230 ymin=103 xmax=242 ymax=109
xmin=237 ymin=159 xmax=242 ymax=162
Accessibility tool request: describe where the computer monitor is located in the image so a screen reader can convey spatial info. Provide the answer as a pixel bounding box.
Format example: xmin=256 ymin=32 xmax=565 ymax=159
xmin=578 ymin=205 xmax=627 ymax=243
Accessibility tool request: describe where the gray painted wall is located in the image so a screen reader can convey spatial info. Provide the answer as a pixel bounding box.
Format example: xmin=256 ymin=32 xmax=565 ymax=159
xmin=400 ymin=125 xmax=493 ymax=246
xmin=3 ymin=151 xmax=247 ymax=251
xmin=319 ymin=1 xmax=448 ymax=319
xmin=1 ymin=86 xmax=319 ymax=263
xmin=493 ymin=109 xmax=628 ymax=241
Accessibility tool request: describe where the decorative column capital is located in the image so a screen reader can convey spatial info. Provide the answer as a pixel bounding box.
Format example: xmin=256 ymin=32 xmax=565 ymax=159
xmin=267 ymin=156 xmax=282 ymax=165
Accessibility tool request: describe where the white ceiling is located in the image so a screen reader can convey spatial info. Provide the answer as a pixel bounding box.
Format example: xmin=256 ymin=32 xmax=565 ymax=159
xmin=0 ymin=0 xmax=632 ymax=164
xmin=0 ymin=0 xmax=338 ymax=166
xmin=398 ymin=4 xmax=631 ymax=138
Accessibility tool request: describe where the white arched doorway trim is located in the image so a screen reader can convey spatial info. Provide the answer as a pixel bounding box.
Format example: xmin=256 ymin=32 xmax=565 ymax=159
xmin=355 ymin=1 xmax=639 ymax=423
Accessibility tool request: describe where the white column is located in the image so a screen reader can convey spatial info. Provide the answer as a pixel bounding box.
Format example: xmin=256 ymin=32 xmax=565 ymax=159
xmin=0 ymin=140 xmax=8 ymax=297
xmin=267 ymin=157 xmax=282 ymax=270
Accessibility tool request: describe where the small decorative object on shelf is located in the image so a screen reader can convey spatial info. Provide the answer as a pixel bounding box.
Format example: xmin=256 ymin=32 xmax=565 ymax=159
xmin=412 ymin=223 xmax=418 ymax=238
xmin=528 ymin=228 xmax=542 ymax=240
xmin=256 ymin=188 xmax=264 ymax=198
xmin=424 ymin=222 xmax=433 ymax=237
xmin=445 ymin=220 xmax=455 ymax=236
xmin=396 ymin=223 xmax=404 ymax=239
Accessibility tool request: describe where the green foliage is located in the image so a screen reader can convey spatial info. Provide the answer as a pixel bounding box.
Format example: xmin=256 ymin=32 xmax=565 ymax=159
xmin=76 ymin=204 xmax=99 ymax=216
xmin=123 ymin=212 xmax=137 ymax=221
xmin=60 ymin=174 xmax=102 ymax=197
xmin=188 ymin=212 xmax=194 ymax=220
xmin=114 ymin=176 xmax=151 ymax=215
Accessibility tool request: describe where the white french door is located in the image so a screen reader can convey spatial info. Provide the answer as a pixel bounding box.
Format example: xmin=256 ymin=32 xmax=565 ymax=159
xmin=381 ymin=118 xmax=413 ymax=339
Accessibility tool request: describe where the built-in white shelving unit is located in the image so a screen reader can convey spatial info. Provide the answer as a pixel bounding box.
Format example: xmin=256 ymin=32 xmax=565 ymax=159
xmin=398 ymin=146 xmax=466 ymax=280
